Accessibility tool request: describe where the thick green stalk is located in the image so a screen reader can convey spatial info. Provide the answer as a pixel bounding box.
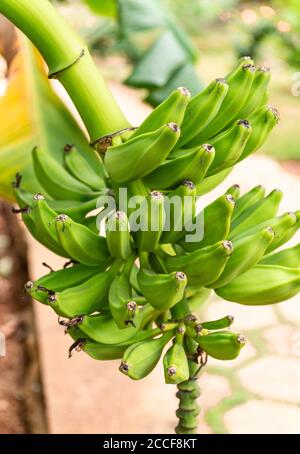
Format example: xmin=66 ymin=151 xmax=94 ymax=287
xmin=0 ymin=0 xmax=130 ymax=141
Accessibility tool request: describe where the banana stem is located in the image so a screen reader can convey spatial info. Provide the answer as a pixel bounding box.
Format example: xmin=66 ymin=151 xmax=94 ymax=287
xmin=172 ymin=299 xmax=202 ymax=434
xmin=0 ymin=0 xmax=130 ymax=142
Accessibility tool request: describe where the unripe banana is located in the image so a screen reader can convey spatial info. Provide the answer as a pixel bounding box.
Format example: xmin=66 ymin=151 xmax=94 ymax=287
xmin=260 ymin=243 xmax=300 ymax=268
xmin=163 ymin=342 xmax=189 ymax=384
xmin=232 ymin=185 xmax=266 ymax=221
xmin=270 ymin=210 xmax=300 ymax=250
xmin=230 ymin=189 xmax=283 ymax=238
xmin=216 ymin=264 xmax=300 ymax=305
xmin=109 ymin=259 xmax=139 ymax=329
xmin=32 ymin=146 xmax=98 ymax=201
xmin=236 ymin=65 xmax=271 ymax=119
xmin=47 ymin=260 xmax=122 ymax=317
xmin=226 ymin=184 xmax=241 ymax=199
xmin=160 ymin=180 xmax=196 ymax=244
xmin=177 ymin=78 xmax=229 ymax=147
xmin=207 ymin=119 xmax=252 ymax=176
xmin=134 ymin=191 xmax=165 ymax=252
xmin=55 ymin=214 xmax=110 ymax=266
xmin=197 ymin=331 xmax=246 ymax=360
xmin=201 ymin=315 xmax=234 ymax=330
xmin=190 ymin=57 xmax=255 ymax=142
xmin=104 ymin=123 xmax=181 ymax=183
xmin=106 ymin=211 xmax=132 ymax=260
xmin=210 ymin=227 xmax=275 ymax=288
xmin=25 ymin=263 xmax=106 ymax=304
xmin=32 ymin=194 xmax=69 ymax=258
xmin=237 ymin=104 xmax=279 ymax=162
xmin=138 ymin=268 xmax=187 ymax=311
xmin=119 ymin=331 xmax=174 ymax=380
xmin=131 ymin=87 xmax=190 ymax=138
xmin=165 ymin=240 xmax=233 ymax=285
xmin=143 ymin=144 xmax=215 ymax=189
xmin=76 ymin=304 xmax=159 ymax=344
xmin=232 ymin=212 xmax=297 ymax=252
xmin=63 ymin=144 xmax=106 ymax=191
xmin=179 ymin=193 xmax=235 ymax=252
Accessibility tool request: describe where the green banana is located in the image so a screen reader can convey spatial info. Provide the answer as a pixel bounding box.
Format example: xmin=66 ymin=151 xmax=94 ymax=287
xmin=55 ymin=214 xmax=110 ymax=266
xmin=32 ymin=147 xmax=98 ymax=201
xmin=64 ymin=144 xmax=106 ymax=191
xmin=119 ymin=331 xmax=174 ymax=380
xmin=179 ymin=193 xmax=235 ymax=252
xmin=197 ymin=331 xmax=246 ymax=360
xmin=68 ymin=323 xmax=177 ymax=360
xmin=47 ymin=260 xmax=122 ymax=317
xmin=143 ymin=144 xmax=215 ymax=189
xmin=104 ymin=123 xmax=181 ymax=183
xmin=189 ymin=57 xmax=255 ymax=142
xmin=138 ymin=268 xmax=187 ymax=311
xmin=160 ymin=180 xmax=196 ymax=244
xmin=177 ymin=77 xmax=229 ymax=147
xmin=201 ymin=315 xmax=234 ymax=330
xmin=232 ymin=212 xmax=297 ymax=252
xmin=216 ymin=264 xmax=300 ymax=305
xmin=270 ymin=210 xmax=300 ymax=250
xmin=210 ymin=227 xmax=275 ymax=288
xmin=106 ymin=211 xmax=132 ymax=260
xmin=14 ymin=183 xmax=100 ymax=223
xmin=236 ymin=104 xmax=279 ymax=163
xmin=131 ymin=87 xmax=190 ymax=138
xmin=32 ymin=194 xmax=69 ymax=258
xmin=232 ymin=185 xmax=266 ymax=221
xmin=165 ymin=240 xmax=233 ymax=285
xmin=207 ymin=119 xmax=252 ymax=176
xmin=109 ymin=259 xmax=139 ymax=329
xmin=237 ymin=65 xmax=271 ymax=119
xmin=163 ymin=342 xmax=189 ymax=384
xmin=230 ymin=189 xmax=283 ymax=238
xmin=72 ymin=304 xmax=158 ymax=344
xmin=25 ymin=263 xmax=104 ymax=304
xmin=226 ymin=184 xmax=240 ymax=199
xmin=260 ymin=243 xmax=300 ymax=268
xmin=134 ymin=191 xmax=165 ymax=252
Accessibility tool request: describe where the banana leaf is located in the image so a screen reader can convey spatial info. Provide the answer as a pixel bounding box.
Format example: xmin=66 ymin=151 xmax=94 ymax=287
xmin=83 ymin=0 xmax=117 ymax=18
xmin=117 ymin=0 xmax=167 ymax=37
xmin=0 ymin=23 xmax=96 ymax=201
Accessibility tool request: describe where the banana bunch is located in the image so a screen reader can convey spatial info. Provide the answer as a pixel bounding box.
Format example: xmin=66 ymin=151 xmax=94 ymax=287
xmin=14 ymin=57 xmax=300 ymax=425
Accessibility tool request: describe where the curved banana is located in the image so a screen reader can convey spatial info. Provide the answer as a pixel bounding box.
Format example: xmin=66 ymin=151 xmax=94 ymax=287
xmin=226 ymin=184 xmax=241 ymax=199
xmin=197 ymin=331 xmax=246 ymax=360
xmin=179 ymin=193 xmax=235 ymax=252
xmin=64 ymin=144 xmax=106 ymax=191
xmin=207 ymin=119 xmax=252 ymax=175
xmin=260 ymin=243 xmax=300 ymax=268
xmin=210 ymin=227 xmax=275 ymax=288
xmin=165 ymin=240 xmax=233 ymax=285
xmin=143 ymin=144 xmax=215 ymax=189
xmin=105 ymin=123 xmax=181 ymax=183
xmin=32 ymin=146 xmax=98 ymax=200
xmin=132 ymin=87 xmax=190 ymax=137
xmin=134 ymin=191 xmax=165 ymax=252
xmin=47 ymin=260 xmax=122 ymax=317
xmin=55 ymin=214 xmax=110 ymax=266
xmin=216 ymin=264 xmax=300 ymax=305
xmin=138 ymin=268 xmax=187 ymax=311
xmin=178 ymin=78 xmax=229 ymax=147
xmin=232 ymin=185 xmax=266 ymax=221
xmin=163 ymin=341 xmax=189 ymax=384
xmin=119 ymin=331 xmax=174 ymax=380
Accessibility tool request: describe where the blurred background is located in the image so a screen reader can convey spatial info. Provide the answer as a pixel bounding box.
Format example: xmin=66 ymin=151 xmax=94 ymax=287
xmin=0 ymin=0 xmax=300 ymax=434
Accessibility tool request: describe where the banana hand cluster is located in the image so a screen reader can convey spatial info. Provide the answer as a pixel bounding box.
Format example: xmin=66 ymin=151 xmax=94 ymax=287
xmin=15 ymin=58 xmax=300 ymax=390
